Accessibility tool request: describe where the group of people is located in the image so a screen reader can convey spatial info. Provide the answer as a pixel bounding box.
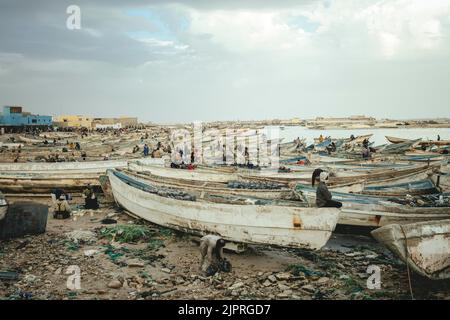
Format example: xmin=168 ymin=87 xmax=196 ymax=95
xmin=51 ymin=184 xmax=99 ymax=220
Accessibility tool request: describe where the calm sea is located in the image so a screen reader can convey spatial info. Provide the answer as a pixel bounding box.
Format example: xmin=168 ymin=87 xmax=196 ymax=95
xmin=266 ymin=126 xmax=450 ymax=146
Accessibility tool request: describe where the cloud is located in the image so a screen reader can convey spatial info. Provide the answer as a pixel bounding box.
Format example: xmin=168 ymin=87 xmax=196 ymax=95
xmin=0 ymin=0 xmax=450 ymax=122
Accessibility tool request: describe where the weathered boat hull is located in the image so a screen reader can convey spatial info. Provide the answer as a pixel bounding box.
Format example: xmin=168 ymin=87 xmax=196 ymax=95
xmin=0 ymin=173 xmax=101 ymax=193
xmin=108 ymin=170 xmax=340 ymax=250
xmin=371 ymin=220 xmax=450 ymax=279
xmin=123 ymin=169 xmax=296 ymax=200
xmin=0 ymin=158 xmax=164 ymax=173
xmin=297 ymin=185 xmax=450 ymax=227
xmin=385 ymin=136 xmax=410 ymax=144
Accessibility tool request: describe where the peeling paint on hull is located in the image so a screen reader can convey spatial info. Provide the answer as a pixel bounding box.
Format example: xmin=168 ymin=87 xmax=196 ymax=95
xmin=108 ymin=170 xmax=340 ymax=250
xmin=372 ymin=219 xmax=450 ymax=280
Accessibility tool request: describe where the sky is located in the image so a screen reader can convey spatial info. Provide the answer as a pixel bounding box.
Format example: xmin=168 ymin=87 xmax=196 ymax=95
xmin=0 ymin=0 xmax=450 ymax=123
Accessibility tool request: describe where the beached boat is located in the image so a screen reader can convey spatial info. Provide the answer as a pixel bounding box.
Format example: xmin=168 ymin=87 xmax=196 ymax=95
xmin=107 ymin=169 xmax=340 ymax=250
xmin=0 ymin=171 xmax=101 ymax=193
xmin=0 ymin=158 xmax=165 ymax=193
xmin=385 ymin=136 xmax=410 ymax=144
xmin=18 ymin=135 xmax=44 ymax=144
xmin=0 ymin=158 xmax=164 ymax=173
xmin=378 ymin=139 xmax=421 ymax=154
xmin=371 ymin=220 xmax=450 ymax=279
xmin=419 ymin=140 xmax=450 ymax=147
xmin=128 ymin=161 xmax=238 ymax=182
xmin=297 ymin=184 xmax=450 ymax=227
xmin=121 ymin=169 xmax=298 ymax=200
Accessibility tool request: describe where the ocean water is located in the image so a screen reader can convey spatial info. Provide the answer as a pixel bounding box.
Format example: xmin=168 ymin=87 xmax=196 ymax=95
xmin=266 ymin=126 xmax=450 ymax=146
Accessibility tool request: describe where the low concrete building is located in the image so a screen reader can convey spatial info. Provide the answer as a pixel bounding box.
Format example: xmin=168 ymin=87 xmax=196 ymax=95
xmin=92 ymin=117 xmax=138 ymax=129
xmin=0 ymin=106 xmax=52 ymax=130
xmin=53 ymin=115 xmax=93 ymax=128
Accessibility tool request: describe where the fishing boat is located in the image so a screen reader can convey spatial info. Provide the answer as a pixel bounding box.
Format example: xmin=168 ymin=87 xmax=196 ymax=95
xmin=419 ymin=140 xmax=450 ymax=147
xmin=361 ymin=179 xmax=440 ymax=196
xmin=297 ymin=184 xmax=450 ymax=227
xmin=0 ymin=157 xmax=164 ymax=173
xmin=385 ymin=136 xmax=410 ymax=144
xmin=128 ymin=161 xmax=238 ymax=182
xmin=121 ymin=169 xmax=298 ymax=200
xmin=0 ymin=158 xmax=165 ymax=193
xmin=0 ymin=171 xmax=101 ymax=193
xmin=17 ymin=135 xmax=44 ymax=144
xmin=107 ymin=169 xmax=340 ymax=250
xmin=378 ymin=139 xmax=422 ymax=154
xmin=371 ymin=220 xmax=450 ymax=280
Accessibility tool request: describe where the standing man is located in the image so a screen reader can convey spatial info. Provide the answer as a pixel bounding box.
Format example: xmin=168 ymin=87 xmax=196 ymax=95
xmin=143 ymin=144 xmax=149 ymax=157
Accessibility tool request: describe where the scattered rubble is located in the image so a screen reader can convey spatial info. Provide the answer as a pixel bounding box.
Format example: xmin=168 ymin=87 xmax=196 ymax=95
xmin=0 ymin=201 xmax=449 ymax=300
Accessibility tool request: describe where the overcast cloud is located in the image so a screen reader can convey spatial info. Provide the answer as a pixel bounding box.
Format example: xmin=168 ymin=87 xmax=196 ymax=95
xmin=0 ymin=0 xmax=449 ymax=123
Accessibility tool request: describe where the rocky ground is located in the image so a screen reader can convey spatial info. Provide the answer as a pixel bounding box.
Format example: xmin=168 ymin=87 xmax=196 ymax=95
xmin=0 ymin=198 xmax=449 ymax=300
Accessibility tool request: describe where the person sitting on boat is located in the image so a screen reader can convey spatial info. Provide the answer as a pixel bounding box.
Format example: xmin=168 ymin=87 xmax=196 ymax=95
xmin=316 ymin=172 xmax=342 ymax=208
xmin=82 ymin=184 xmax=99 ymax=210
xmin=362 ymin=138 xmax=369 ymax=149
xmin=199 ymin=235 xmax=231 ymax=276
xmin=53 ymin=195 xmax=71 ymax=219
xmin=319 ymin=134 xmax=324 ymax=143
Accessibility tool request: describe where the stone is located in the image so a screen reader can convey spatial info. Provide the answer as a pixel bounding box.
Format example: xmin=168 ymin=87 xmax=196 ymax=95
xmin=278 ymin=283 xmax=290 ymax=291
xmin=301 ymin=284 xmax=315 ymax=293
xmin=267 ymin=275 xmax=277 ymax=283
xmin=263 ymin=280 xmax=272 ymax=287
xmin=84 ymin=249 xmax=99 ymax=257
xmin=161 ymin=268 xmax=171 ymax=274
xmin=24 ymin=274 xmax=38 ymax=284
xmin=316 ymin=277 xmax=329 ymax=284
xmin=275 ymin=272 xmax=291 ymax=280
xmin=127 ymin=259 xmax=145 ymax=268
xmin=231 ymin=290 xmax=240 ymax=297
xmin=65 ymin=230 xmax=97 ymax=244
xmin=277 ymin=289 xmax=293 ymax=298
xmin=229 ymin=282 xmax=244 ymax=291
xmin=107 ymin=280 xmax=123 ymax=289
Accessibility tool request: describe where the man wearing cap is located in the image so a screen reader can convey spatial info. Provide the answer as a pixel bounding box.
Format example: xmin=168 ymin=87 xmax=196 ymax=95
xmin=316 ymin=171 xmax=342 ymax=208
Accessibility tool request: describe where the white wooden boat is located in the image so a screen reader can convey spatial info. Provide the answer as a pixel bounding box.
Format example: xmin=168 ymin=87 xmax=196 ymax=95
xmin=0 ymin=142 xmax=24 ymax=149
xmin=371 ymin=220 xmax=450 ymax=279
xmin=107 ymin=169 xmax=340 ymax=250
xmin=297 ymin=185 xmax=450 ymax=227
xmin=385 ymin=136 xmax=410 ymax=144
xmin=0 ymin=158 xmax=164 ymax=174
xmin=0 ymin=173 xmax=101 ymax=193
xmin=128 ymin=161 xmax=238 ymax=182
xmin=18 ymin=135 xmax=44 ymax=144
xmin=121 ymin=169 xmax=297 ymax=200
